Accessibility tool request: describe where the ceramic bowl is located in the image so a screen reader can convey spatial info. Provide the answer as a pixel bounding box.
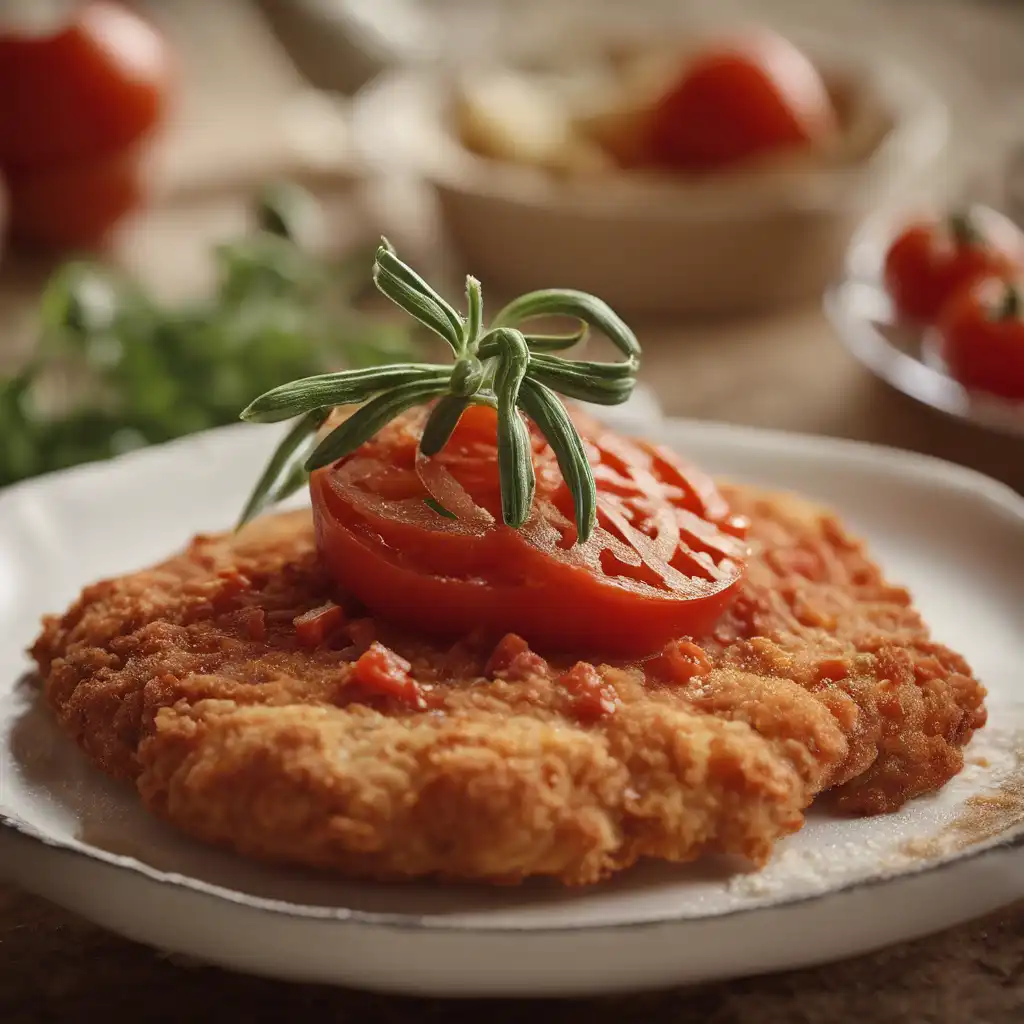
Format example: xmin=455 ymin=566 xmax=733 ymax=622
xmin=351 ymin=43 xmax=949 ymax=316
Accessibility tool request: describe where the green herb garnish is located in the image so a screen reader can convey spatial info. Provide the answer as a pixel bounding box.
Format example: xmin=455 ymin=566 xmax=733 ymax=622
xmin=0 ymin=184 xmax=419 ymax=489
xmin=239 ymin=240 xmax=641 ymax=542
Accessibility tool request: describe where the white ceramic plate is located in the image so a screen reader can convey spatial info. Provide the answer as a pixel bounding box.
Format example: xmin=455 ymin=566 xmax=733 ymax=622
xmin=825 ymin=204 xmax=1024 ymax=437
xmin=1 ymin=410 xmax=1023 ymax=996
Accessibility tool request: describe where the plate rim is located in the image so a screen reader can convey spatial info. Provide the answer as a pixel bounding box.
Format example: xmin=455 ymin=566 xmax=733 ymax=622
xmin=2 ymin=808 xmax=1023 ymax=935
xmin=3 ymin=416 xmax=1023 ymax=935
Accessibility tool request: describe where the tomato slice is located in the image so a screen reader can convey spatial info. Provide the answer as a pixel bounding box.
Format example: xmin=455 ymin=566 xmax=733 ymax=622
xmin=310 ymin=405 xmax=747 ymax=658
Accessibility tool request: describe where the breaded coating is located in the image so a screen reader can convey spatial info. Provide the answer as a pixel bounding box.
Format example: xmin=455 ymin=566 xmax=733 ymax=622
xmin=30 ymin=485 xmax=986 ymax=885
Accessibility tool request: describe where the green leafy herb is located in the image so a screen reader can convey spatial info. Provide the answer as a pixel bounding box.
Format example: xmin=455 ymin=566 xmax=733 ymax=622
xmin=240 ymin=242 xmax=641 ymax=543
xmin=235 ymin=408 xmax=331 ymax=527
xmin=0 ymin=183 xmax=420 ymax=489
xmin=420 ymin=394 xmax=473 ymax=456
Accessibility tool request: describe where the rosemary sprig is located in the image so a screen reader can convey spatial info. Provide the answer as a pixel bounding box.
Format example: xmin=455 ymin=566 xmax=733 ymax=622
xmin=238 ymin=240 xmax=641 ymax=543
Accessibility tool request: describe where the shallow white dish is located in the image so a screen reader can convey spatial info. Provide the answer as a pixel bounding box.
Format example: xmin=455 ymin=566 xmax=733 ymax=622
xmin=825 ymin=205 xmax=1024 ymax=437
xmin=1 ymin=412 xmax=1023 ymax=996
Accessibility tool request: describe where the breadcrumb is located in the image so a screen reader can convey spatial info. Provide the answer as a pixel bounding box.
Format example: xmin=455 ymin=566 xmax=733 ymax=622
xmin=30 ymin=484 xmax=986 ymax=885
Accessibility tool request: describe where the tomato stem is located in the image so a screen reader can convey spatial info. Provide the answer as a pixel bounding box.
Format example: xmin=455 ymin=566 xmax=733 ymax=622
xmin=998 ymin=282 xmax=1022 ymax=320
xmin=948 ymin=211 xmax=979 ymax=247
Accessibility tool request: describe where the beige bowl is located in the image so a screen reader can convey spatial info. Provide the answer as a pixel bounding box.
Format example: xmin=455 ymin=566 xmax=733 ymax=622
xmin=351 ymin=45 xmax=948 ymax=317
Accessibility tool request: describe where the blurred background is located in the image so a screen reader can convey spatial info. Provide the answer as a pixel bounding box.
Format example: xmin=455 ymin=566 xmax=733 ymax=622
xmin=1 ymin=0 xmax=1023 ymax=494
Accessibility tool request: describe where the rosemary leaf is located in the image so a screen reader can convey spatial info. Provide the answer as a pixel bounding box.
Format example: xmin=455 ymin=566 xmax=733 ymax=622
xmin=478 ymin=319 xmax=588 ymax=356
xmin=424 ymin=496 xmax=457 ymax=519
xmin=528 ymin=361 xmax=636 ymax=406
xmin=490 ymin=328 xmax=535 ymax=528
xmin=305 ymin=378 xmax=449 ymax=471
xmin=499 ymin=407 xmax=535 ymax=529
xmin=449 ymin=356 xmax=485 ymax=397
xmin=236 ymin=408 xmax=329 ymax=528
xmin=374 ymin=245 xmax=465 ymax=352
xmin=420 ymin=394 xmax=470 ymax=456
xmin=492 ymin=289 xmax=640 ymax=366
xmin=465 ymin=276 xmax=483 ymax=349
xmin=519 ymin=378 xmax=597 ymax=542
xmin=373 ymin=265 xmax=462 ymax=354
xmin=238 ymin=242 xmax=642 ymax=544
xmin=523 ymin=323 xmax=588 ymax=351
xmin=529 ymin=352 xmax=636 ymax=382
xmin=489 ymin=327 xmax=531 ymax=384
xmin=240 ymin=364 xmax=449 ymax=423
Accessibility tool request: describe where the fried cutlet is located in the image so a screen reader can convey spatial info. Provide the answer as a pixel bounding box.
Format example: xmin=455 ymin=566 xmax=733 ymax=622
xmin=30 ymin=485 xmax=986 ymax=886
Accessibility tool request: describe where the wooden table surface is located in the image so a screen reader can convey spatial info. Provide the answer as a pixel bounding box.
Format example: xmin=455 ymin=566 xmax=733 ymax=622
xmin=1 ymin=1 xmax=1023 ymax=1020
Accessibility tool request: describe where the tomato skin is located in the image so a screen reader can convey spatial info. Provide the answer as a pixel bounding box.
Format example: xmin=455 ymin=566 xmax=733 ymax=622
xmin=936 ymin=277 xmax=1024 ymax=402
xmin=309 ymin=408 xmax=748 ymax=659
xmin=0 ymin=2 xmax=170 ymax=250
xmin=648 ymin=30 xmax=836 ymax=171
xmin=883 ymin=214 xmax=1023 ymax=324
xmin=0 ymin=2 xmax=169 ymax=171
xmin=4 ymin=144 xmax=147 ymax=249
xmin=312 ymin=474 xmax=741 ymax=658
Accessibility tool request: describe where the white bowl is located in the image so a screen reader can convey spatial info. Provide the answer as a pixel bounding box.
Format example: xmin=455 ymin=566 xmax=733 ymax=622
xmin=825 ymin=204 xmax=1024 ymax=438
xmin=351 ymin=45 xmax=948 ymax=316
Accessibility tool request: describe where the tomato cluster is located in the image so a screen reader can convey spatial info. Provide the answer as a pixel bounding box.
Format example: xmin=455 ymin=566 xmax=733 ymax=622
xmin=883 ymin=210 xmax=1024 ymax=403
xmin=0 ymin=2 xmax=171 ymax=250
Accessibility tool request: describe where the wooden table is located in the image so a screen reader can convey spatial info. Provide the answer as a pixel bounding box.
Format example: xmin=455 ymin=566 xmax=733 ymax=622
xmin=1 ymin=1 xmax=1022 ymax=1020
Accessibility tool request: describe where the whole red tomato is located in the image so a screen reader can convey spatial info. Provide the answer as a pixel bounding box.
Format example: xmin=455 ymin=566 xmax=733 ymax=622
xmin=0 ymin=2 xmax=171 ymax=250
xmin=936 ymin=276 xmax=1024 ymax=402
xmin=647 ymin=29 xmax=837 ymax=172
xmin=5 ymin=145 xmax=147 ymax=251
xmin=883 ymin=210 xmax=1024 ymax=324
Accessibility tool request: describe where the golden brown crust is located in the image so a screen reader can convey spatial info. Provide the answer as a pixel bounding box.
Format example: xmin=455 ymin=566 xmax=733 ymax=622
xmin=30 ymin=485 xmax=986 ymax=885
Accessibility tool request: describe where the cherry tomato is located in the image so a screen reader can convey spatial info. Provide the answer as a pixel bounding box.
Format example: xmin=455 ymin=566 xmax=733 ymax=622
xmin=0 ymin=2 xmax=169 ymax=170
xmin=0 ymin=2 xmax=171 ymax=249
xmin=309 ymin=405 xmax=749 ymax=658
xmin=883 ymin=210 xmax=1024 ymax=323
xmin=935 ymin=276 xmax=1024 ymax=402
xmin=4 ymin=144 xmax=147 ymax=250
xmin=647 ymin=29 xmax=836 ymax=172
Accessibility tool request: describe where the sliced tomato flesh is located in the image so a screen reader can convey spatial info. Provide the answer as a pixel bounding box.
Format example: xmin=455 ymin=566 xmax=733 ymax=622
xmin=293 ymin=601 xmax=347 ymax=648
xmin=310 ymin=405 xmax=747 ymax=659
